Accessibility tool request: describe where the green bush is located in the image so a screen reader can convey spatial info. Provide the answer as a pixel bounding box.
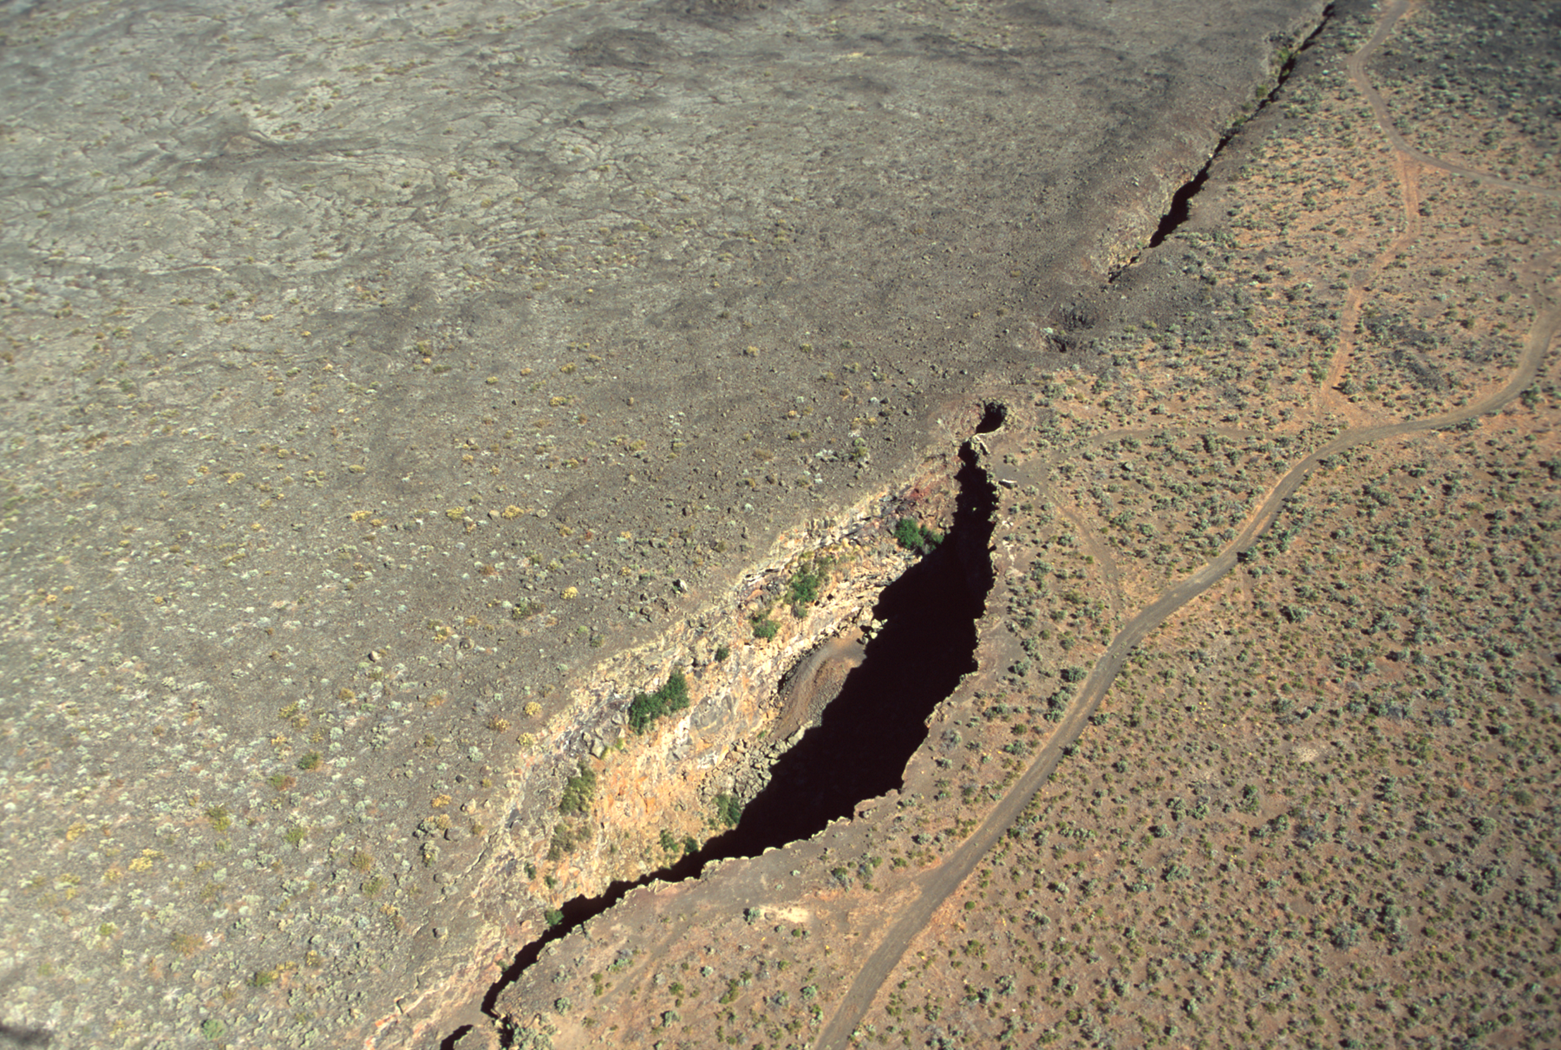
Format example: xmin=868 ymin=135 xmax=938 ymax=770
xmin=547 ymin=822 xmax=581 ymax=861
xmin=558 ymin=762 xmax=597 ymax=815
xmin=752 ymin=617 xmax=779 ymax=641
xmin=788 ymin=567 xmax=822 ymax=606
xmin=786 ymin=559 xmax=830 ymax=616
xmin=628 ymin=671 xmax=690 ymax=733
xmin=894 ymin=516 xmax=943 ymax=553
xmin=713 ymin=793 xmax=744 ymax=828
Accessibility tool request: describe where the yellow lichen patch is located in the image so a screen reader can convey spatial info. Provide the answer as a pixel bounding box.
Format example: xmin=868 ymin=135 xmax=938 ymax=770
xmin=127 ymin=849 xmax=162 ymax=873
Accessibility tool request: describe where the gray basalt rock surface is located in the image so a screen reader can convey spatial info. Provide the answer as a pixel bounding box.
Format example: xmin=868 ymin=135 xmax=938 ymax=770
xmin=0 ymin=0 xmax=1324 ymax=1045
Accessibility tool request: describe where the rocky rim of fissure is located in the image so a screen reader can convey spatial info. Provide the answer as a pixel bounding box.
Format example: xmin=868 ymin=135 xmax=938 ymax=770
xmin=442 ymin=13 xmax=1340 ymax=1036
xmin=469 ymin=12 xmax=1342 ymax=901
xmin=443 ymin=421 xmax=1002 ymax=1044
xmin=425 ymin=17 xmax=1336 ymax=1035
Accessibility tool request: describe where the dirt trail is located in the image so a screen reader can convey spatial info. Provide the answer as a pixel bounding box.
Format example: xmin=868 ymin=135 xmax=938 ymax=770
xmin=1343 ymin=0 xmax=1561 ymax=198
xmin=1037 ymin=479 xmax=1126 ymax=621
xmin=1318 ymin=0 xmax=1561 ymax=424
xmin=1318 ymin=153 xmax=1423 ymax=423
xmin=812 ymin=5 xmax=1561 ymax=1045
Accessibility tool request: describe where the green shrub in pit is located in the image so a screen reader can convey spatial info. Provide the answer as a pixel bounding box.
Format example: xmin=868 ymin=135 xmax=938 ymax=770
xmin=894 ymin=516 xmax=942 ymax=553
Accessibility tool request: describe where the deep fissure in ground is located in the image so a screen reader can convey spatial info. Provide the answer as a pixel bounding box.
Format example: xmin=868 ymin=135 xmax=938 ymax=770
xmin=1138 ymin=4 xmax=1334 ymax=255
xmin=475 ymin=442 xmax=997 ymax=1022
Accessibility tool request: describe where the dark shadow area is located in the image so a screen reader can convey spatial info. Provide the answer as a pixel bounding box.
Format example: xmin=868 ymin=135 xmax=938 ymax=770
xmin=1146 ymin=165 xmax=1211 ymax=249
xmin=478 ymin=443 xmax=997 ymax=1018
xmin=711 ymin=443 xmax=995 ymax=850
xmin=439 ymin=1025 xmax=472 ymax=1050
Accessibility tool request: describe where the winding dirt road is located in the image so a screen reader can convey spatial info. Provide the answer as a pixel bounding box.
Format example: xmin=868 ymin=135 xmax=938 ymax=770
xmin=814 ymin=4 xmax=1561 ymax=1045
xmin=1344 ymin=0 xmax=1561 ymax=199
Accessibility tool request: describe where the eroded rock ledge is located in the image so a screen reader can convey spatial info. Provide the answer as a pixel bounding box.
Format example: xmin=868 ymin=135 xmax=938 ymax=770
xmin=393 ymin=441 xmax=979 ymax=1037
xmin=443 ymin=418 xmax=1002 ymax=1047
xmin=506 ymin=459 xmax=960 ymax=883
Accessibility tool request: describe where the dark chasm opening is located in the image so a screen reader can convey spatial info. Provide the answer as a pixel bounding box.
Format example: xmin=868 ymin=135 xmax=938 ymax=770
xmin=480 ymin=443 xmax=997 ymax=1015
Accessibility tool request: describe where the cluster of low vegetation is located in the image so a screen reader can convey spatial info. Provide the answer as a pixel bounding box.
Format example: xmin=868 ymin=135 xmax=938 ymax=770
xmin=894 ymin=516 xmax=943 ymax=554
xmin=785 ymin=557 xmax=832 ymax=617
xmin=627 ymin=671 xmax=691 ymax=734
xmin=558 ymin=762 xmax=598 ymax=815
xmin=660 ymin=828 xmax=699 ymax=858
xmin=748 ymin=555 xmax=847 ymax=640
xmin=712 ymin=793 xmax=745 ymax=829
